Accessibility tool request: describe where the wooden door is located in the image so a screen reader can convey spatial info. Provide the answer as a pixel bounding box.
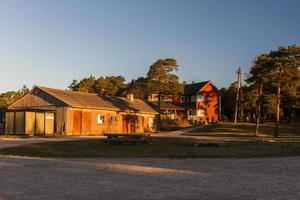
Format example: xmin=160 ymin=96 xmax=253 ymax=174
xmin=122 ymin=115 xmax=128 ymax=133
xmin=72 ymin=110 xmax=82 ymax=135
xmin=5 ymin=112 xmax=15 ymax=134
xmin=82 ymin=111 xmax=92 ymax=135
xmin=36 ymin=112 xmax=45 ymax=134
xmin=45 ymin=113 xmax=55 ymax=135
xmin=15 ymin=112 xmax=25 ymax=134
xmin=25 ymin=112 xmax=35 ymax=135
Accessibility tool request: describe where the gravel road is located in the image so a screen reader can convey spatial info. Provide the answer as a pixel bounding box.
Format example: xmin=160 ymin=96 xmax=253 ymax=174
xmin=0 ymin=156 xmax=299 ymax=200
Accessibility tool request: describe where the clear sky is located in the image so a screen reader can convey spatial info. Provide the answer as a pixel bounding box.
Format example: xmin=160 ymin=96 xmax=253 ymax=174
xmin=0 ymin=0 xmax=299 ymax=93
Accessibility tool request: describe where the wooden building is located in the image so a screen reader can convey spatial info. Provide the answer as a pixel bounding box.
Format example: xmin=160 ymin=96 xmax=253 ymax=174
xmin=182 ymin=81 xmax=221 ymax=123
xmin=146 ymin=81 xmax=221 ymax=123
xmin=5 ymin=86 xmax=157 ymax=135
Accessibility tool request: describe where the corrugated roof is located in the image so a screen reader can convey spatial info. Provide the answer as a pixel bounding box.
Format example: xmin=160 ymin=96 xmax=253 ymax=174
xmin=37 ymin=86 xmax=157 ymax=114
xmin=183 ymin=81 xmax=210 ymax=95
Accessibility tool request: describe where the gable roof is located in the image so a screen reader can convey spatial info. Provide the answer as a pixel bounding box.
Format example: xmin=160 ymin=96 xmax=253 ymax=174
xmin=183 ymin=81 xmax=219 ymax=95
xmin=11 ymin=86 xmax=157 ymax=114
xmin=184 ymin=81 xmax=210 ymax=95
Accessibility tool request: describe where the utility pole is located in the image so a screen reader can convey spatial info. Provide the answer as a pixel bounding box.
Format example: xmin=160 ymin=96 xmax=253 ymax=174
xmin=239 ymin=68 xmax=244 ymax=122
xmin=234 ymin=67 xmax=242 ymax=124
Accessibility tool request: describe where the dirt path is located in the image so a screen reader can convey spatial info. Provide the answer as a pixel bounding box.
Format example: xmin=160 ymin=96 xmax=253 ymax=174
xmin=0 ymin=156 xmax=299 ymax=200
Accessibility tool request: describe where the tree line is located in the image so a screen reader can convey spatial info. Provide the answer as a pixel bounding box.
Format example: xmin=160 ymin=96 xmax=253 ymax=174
xmin=0 ymin=45 xmax=299 ymax=135
xmin=221 ymin=45 xmax=300 ymax=136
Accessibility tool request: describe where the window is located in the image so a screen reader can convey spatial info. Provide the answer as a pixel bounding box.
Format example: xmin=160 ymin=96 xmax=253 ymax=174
xmin=148 ymin=118 xmax=154 ymax=128
xmin=181 ymin=96 xmax=187 ymax=102
xmin=110 ymin=116 xmax=118 ymax=124
xmin=97 ymin=115 xmax=105 ymax=124
xmin=197 ymin=95 xmax=205 ymax=102
xmin=196 ymin=109 xmax=206 ymax=117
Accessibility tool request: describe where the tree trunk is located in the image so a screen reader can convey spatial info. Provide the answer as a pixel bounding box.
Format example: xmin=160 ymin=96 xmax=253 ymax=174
xmin=255 ymin=84 xmax=263 ymax=136
xmin=275 ymin=80 xmax=281 ymax=137
xmin=157 ymin=92 xmax=161 ymax=132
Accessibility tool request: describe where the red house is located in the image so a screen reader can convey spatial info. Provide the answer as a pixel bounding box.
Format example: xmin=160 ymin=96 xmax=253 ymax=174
xmin=147 ymin=80 xmax=221 ymax=123
xmin=181 ymin=81 xmax=221 ymax=123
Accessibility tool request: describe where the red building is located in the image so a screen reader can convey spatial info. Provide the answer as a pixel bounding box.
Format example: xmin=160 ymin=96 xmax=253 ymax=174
xmin=148 ymin=81 xmax=221 ymax=123
xmin=181 ymin=81 xmax=221 ymax=123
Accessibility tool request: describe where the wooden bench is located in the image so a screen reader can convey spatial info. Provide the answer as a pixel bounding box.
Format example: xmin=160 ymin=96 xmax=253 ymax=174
xmin=103 ymin=133 xmax=151 ymax=145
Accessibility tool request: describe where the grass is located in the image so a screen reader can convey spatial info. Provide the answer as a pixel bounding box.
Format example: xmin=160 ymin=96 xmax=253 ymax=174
xmin=0 ymin=137 xmax=300 ymax=158
xmin=188 ymin=122 xmax=300 ymax=137
xmin=160 ymin=119 xmax=192 ymax=131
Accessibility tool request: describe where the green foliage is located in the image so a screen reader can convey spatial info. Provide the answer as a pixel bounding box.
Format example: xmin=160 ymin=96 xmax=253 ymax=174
xmin=220 ymin=82 xmax=237 ymax=119
xmin=0 ymin=85 xmax=30 ymax=108
xmin=69 ymin=75 xmax=126 ymax=96
xmin=126 ymin=77 xmax=149 ymax=99
xmin=146 ymin=58 xmax=182 ymax=95
xmin=245 ymin=45 xmax=300 ymax=126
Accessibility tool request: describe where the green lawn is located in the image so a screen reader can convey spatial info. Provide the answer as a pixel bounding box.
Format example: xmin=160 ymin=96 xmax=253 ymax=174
xmin=0 ymin=137 xmax=300 ymax=158
xmin=187 ymin=122 xmax=300 ymax=137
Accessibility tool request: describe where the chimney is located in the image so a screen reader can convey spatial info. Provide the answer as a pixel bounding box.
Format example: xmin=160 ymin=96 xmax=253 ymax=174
xmin=127 ymin=93 xmax=134 ymax=102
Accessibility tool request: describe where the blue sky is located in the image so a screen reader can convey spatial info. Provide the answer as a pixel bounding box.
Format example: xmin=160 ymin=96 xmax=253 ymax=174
xmin=0 ymin=0 xmax=299 ymax=93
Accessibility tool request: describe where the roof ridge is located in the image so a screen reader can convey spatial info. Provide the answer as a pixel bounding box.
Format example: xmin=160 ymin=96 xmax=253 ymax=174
xmin=37 ymin=86 xmax=100 ymax=96
xmin=185 ymin=80 xmax=210 ymax=86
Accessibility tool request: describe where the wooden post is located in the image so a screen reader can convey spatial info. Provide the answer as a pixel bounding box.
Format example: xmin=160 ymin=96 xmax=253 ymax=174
xmin=240 ymin=70 xmax=244 ymax=122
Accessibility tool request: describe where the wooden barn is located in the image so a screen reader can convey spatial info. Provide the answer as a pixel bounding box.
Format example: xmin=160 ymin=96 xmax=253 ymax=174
xmin=5 ymin=86 xmax=157 ymax=135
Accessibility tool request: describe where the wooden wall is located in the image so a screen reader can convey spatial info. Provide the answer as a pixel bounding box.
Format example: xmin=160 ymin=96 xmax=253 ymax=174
xmin=5 ymin=107 xmax=156 ymax=135
xmin=5 ymin=111 xmax=59 ymax=135
xmin=65 ymin=108 xmax=156 ymax=135
xmin=5 ymin=112 xmax=15 ymax=134
xmin=197 ymin=83 xmax=221 ymax=122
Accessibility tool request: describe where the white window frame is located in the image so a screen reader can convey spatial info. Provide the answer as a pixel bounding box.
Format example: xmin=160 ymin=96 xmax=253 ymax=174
xmin=148 ymin=118 xmax=154 ymax=129
xmin=97 ymin=114 xmax=105 ymax=124
xmin=110 ymin=116 xmax=118 ymax=124
xmin=197 ymin=95 xmax=205 ymax=103
xmin=196 ymin=109 xmax=206 ymax=117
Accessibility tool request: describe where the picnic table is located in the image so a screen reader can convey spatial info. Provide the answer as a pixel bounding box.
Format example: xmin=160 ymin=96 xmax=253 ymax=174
xmin=103 ymin=133 xmax=151 ymax=145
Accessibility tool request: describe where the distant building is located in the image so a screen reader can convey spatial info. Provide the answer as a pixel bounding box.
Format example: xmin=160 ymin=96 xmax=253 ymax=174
xmin=181 ymin=81 xmax=221 ymax=123
xmin=5 ymin=86 xmax=157 ymax=135
xmin=148 ymin=81 xmax=221 ymax=123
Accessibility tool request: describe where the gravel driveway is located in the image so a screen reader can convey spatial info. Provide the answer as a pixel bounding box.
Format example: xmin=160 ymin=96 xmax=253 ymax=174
xmin=0 ymin=156 xmax=299 ymax=200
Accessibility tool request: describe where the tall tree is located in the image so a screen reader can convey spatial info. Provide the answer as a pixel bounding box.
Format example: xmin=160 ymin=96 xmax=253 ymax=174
xmin=246 ymin=45 xmax=300 ymax=137
xmin=266 ymin=46 xmax=300 ymax=137
xmin=246 ymin=54 xmax=270 ymax=136
xmin=146 ymin=58 xmax=182 ymax=131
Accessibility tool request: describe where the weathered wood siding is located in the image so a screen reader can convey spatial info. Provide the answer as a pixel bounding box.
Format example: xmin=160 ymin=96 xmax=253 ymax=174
xmin=65 ymin=108 xmax=156 ymax=135
xmin=9 ymin=88 xmax=66 ymax=110
xmin=15 ymin=112 xmax=25 ymax=134
xmin=25 ymin=112 xmax=35 ymax=135
xmin=5 ymin=112 xmax=15 ymax=134
xmin=6 ymin=87 xmax=157 ymax=135
xmin=36 ymin=112 xmax=45 ymax=134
